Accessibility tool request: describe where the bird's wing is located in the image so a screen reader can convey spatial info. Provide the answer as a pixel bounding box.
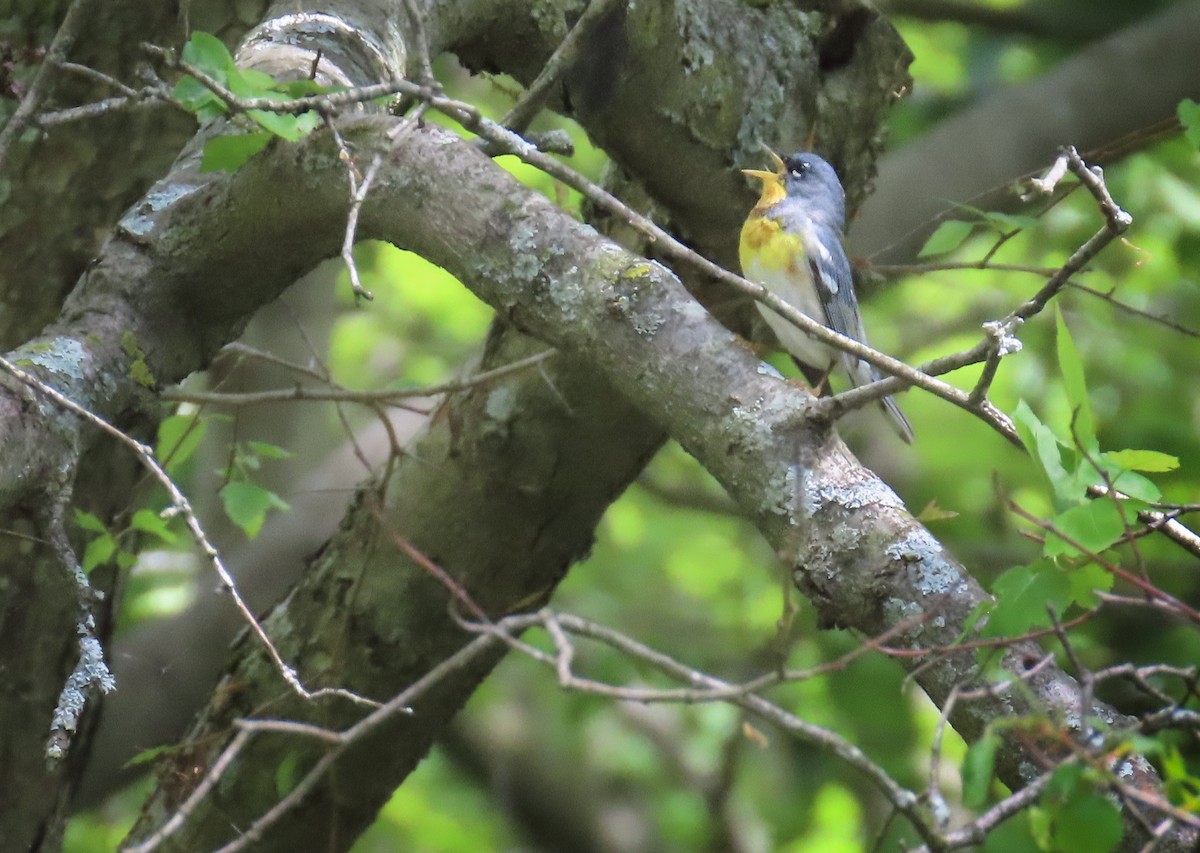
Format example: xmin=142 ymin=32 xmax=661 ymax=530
xmin=803 ymin=222 xmax=875 ymax=384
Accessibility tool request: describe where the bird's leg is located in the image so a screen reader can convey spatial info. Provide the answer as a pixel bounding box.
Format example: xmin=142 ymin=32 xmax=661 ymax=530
xmin=792 ymin=357 xmax=833 ymax=396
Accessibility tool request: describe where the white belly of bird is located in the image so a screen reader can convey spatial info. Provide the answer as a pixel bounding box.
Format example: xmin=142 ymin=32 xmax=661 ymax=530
xmin=743 ymin=255 xmax=840 ymax=372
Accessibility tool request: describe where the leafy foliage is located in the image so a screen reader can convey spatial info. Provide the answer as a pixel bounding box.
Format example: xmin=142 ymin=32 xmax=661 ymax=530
xmin=172 ymin=32 xmax=326 ymax=172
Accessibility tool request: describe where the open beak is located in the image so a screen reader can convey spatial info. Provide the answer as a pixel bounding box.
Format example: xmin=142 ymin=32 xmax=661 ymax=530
xmin=741 ymin=145 xmax=786 ymax=181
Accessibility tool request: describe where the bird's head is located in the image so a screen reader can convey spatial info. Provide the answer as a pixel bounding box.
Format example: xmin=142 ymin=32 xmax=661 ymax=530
xmin=742 ymin=148 xmax=846 ymax=227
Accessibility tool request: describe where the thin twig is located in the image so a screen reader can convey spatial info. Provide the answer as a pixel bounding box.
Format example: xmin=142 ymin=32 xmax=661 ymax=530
xmin=0 ymin=0 xmax=98 ymax=169
xmin=165 ymin=349 xmax=556 ymax=407
xmin=0 ymin=355 xmax=379 ymax=712
xmin=498 ymin=0 xmax=627 ymax=135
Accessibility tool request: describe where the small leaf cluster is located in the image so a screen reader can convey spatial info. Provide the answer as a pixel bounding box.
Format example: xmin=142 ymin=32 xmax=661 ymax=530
xmin=171 ymin=32 xmax=327 ymax=172
xmin=976 ymin=311 xmax=1177 ymax=640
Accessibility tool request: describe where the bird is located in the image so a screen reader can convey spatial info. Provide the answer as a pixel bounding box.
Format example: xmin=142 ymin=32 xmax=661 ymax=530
xmin=739 ymin=149 xmax=914 ymax=443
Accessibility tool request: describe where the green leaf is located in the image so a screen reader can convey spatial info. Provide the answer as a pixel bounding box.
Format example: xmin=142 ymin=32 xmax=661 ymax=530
xmin=1044 ymin=500 xmax=1125 ymax=558
xmin=980 ymin=210 xmax=1039 ymax=232
xmin=247 ymin=440 xmax=292 ymax=459
xmin=1055 ymin=310 xmax=1096 ymax=451
xmin=82 ymin=533 xmax=117 ymax=573
xmin=275 ymin=750 xmax=302 ymax=797
xmin=962 ymin=731 xmax=1000 ymax=808
xmin=277 ymin=78 xmax=334 ymax=98
xmin=1179 ymin=99 xmax=1200 ymax=151
xmin=984 ymin=561 xmax=1070 ymax=637
xmin=201 ymin=132 xmax=273 ymax=173
xmin=74 ymin=509 xmax=108 ymax=534
xmin=124 ymin=743 xmax=173 ymax=768
xmin=1048 ymin=788 xmax=1122 ymax=853
xmin=1012 ymin=401 xmax=1077 ymax=505
xmin=131 ymin=508 xmax=178 ymax=544
xmin=918 ymin=219 xmax=974 ymax=257
xmin=157 ymin=413 xmax=208 ymax=472
xmin=171 ymin=75 xmax=226 ymax=120
xmin=181 ymin=32 xmax=235 ymax=77
xmin=1106 ymin=449 xmax=1180 ymax=473
xmin=227 ymin=66 xmax=279 ymax=97
xmin=1065 ymin=562 xmax=1113 ymax=610
xmin=1109 ymin=469 xmax=1161 ymax=503
xmin=248 ymin=107 xmax=321 ymax=141
xmin=220 ymin=480 xmax=290 ymax=539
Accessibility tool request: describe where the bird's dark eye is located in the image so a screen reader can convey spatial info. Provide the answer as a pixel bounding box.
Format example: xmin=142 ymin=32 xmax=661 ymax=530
xmin=788 ymin=160 xmax=809 ymax=178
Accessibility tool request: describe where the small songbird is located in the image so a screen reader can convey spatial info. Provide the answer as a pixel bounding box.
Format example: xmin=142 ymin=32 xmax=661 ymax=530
xmin=739 ymin=149 xmax=913 ymax=443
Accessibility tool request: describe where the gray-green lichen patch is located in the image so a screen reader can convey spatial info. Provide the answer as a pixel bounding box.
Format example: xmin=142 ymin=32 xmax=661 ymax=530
xmin=118 ymin=182 xmax=203 ymax=238
xmin=507 ymin=221 xmax=543 ymax=282
xmin=484 ymin=385 xmax=518 ymax=422
xmin=805 ymin=477 xmax=903 ymax=515
xmin=882 ymin=595 xmax=923 ymax=627
xmin=886 ymin=528 xmax=963 ymax=596
xmin=20 ymin=337 xmax=87 ymax=389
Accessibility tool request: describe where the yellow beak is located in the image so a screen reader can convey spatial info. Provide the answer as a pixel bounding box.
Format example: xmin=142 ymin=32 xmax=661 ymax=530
xmin=741 ymin=145 xmax=786 ymax=183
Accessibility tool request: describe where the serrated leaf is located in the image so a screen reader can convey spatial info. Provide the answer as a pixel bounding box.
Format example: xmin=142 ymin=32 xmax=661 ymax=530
xmin=1179 ymin=99 xmax=1200 ymax=151
xmin=962 ymin=732 xmax=1000 ymax=808
xmin=247 ymin=440 xmax=292 ymax=459
xmin=74 ymin=509 xmax=108 ymax=534
xmin=1044 ymin=500 xmax=1125 ymax=558
xmin=157 ymin=413 xmax=208 ymax=473
xmin=984 ymin=561 xmax=1071 ymax=637
xmin=1106 ymin=449 xmax=1179 ymax=473
xmin=919 ymin=219 xmax=974 ymax=257
xmin=82 ymin=533 xmax=116 ymax=573
xmin=201 ymin=132 xmax=272 ymax=173
xmin=1055 ymin=310 xmax=1096 ymax=451
xmin=131 ymin=508 xmax=178 ymax=544
xmin=220 ymin=480 xmax=290 ymax=539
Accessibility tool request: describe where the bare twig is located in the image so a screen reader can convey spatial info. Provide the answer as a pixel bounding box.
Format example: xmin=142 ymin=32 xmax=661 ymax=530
xmin=498 ymin=0 xmax=627 ymax=135
xmin=164 ymin=349 xmax=556 ymax=408
xmin=0 ymin=0 xmax=97 ymax=169
xmin=0 ymin=355 xmax=379 ymax=712
xmin=331 ymin=127 xmax=381 ymax=302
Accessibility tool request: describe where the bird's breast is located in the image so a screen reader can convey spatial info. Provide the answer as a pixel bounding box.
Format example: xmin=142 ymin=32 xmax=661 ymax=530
xmin=738 ymin=214 xmax=807 ymax=276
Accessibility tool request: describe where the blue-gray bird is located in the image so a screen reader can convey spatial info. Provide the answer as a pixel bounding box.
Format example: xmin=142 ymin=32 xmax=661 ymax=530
xmin=739 ymin=150 xmax=913 ymax=443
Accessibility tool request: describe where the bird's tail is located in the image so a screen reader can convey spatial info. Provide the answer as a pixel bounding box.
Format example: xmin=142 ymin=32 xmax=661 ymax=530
xmin=880 ymin=395 xmax=914 ymax=444
xmin=847 ymin=357 xmax=914 ymax=443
